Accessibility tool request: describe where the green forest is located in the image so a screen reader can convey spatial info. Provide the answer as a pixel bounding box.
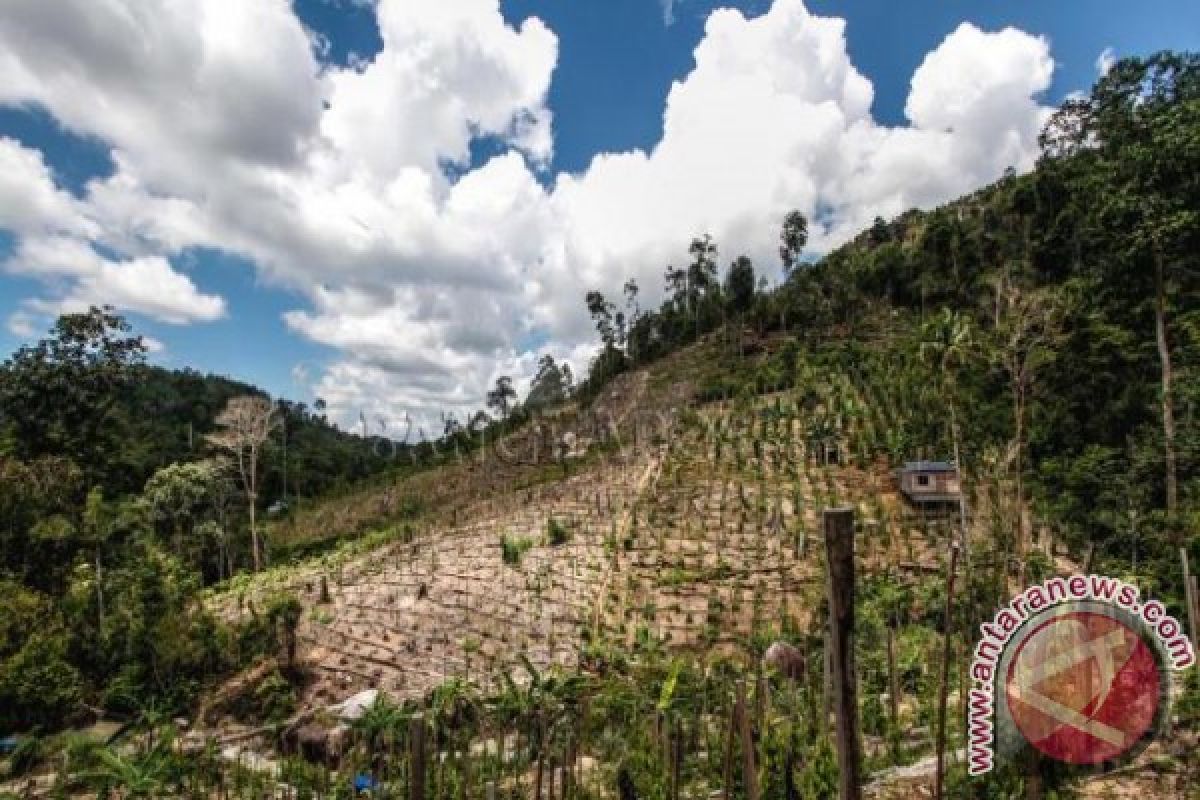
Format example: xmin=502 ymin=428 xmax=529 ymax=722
xmin=582 ymin=52 xmax=1199 ymax=600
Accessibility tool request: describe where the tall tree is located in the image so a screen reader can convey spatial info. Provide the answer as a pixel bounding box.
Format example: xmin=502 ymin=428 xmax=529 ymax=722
xmin=81 ymin=488 xmax=113 ymax=632
xmin=919 ymin=309 xmax=974 ymax=541
xmin=623 ymin=279 xmax=641 ymax=360
xmin=585 ymin=291 xmax=618 ymax=349
xmin=468 ymin=409 xmax=491 ymax=433
xmin=526 ymin=355 xmax=570 ymax=410
xmin=486 ymin=376 xmax=518 ymax=420
xmin=725 ymin=256 xmax=757 ymax=357
xmin=990 ymin=280 xmax=1064 ymax=562
xmin=0 ymin=307 xmax=145 ymax=484
xmin=686 ymin=235 xmax=719 ymax=338
xmin=779 ymin=210 xmax=809 ymax=274
xmin=143 ymin=460 xmax=224 ymax=564
xmin=1040 ymin=51 xmax=1200 ymax=514
xmin=663 ymin=264 xmax=687 ymax=315
xmin=778 ymin=211 xmax=811 ymax=331
xmin=725 ymin=256 xmax=757 ymax=315
xmin=207 ymin=396 xmax=278 ymax=571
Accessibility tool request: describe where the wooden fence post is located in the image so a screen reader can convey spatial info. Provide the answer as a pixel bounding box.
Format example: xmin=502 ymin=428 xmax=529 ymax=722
xmin=409 ymin=714 xmax=426 ymax=800
xmin=886 ymin=625 xmax=900 ymax=737
xmin=1192 ymin=576 xmax=1200 ymax=655
xmin=934 ymin=541 xmax=960 ymax=800
xmin=736 ymin=679 xmax=760 ymax=800
xmin=671 ymin=715 xmax=683 ymax=800
xmin=824 ymin=507 xmax=861 ymax=800
xmin=722 ymin=692 xmax=736 ymax=800
xmin=755 ymin=672 xmax=769 ymax=732
xmin=823 ymin=631 xmax=833 ymax=723
xmin=1182 ymin=548 xmax=1199 ymax=657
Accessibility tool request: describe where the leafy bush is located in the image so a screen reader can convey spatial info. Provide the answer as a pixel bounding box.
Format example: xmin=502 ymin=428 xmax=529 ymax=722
xmin=0 ymin=631 xmax=83 ymax=731
xmin=546 ymin=517 xmax=571 ymax=546
xmin=500 ymin=533 xmax=534 ymax=565
xmin=225 ymin=667 xmax=297 ymax=724
xmin=253 ymin=670 xmax=298 ymax=724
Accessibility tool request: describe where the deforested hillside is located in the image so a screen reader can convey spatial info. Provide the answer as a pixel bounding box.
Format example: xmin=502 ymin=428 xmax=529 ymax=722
xmin=1 ymin=52 xmax=1197 ymax=800
xmin=189 ymin=332 xmax=1114 ymax=797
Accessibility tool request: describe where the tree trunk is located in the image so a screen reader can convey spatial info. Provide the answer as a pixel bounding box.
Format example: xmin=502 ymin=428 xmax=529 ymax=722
xmin=934 ymin=542 xmax=960 ymax=800
xmin=1182 ymin=549 xmax=1199 ymax=659
xmin=249 ymin=493 xmax=260 ymax=572
xmin=1024 ymin=754 xmax=1044 ymax=800
xmin=1013 ymin=381 xmax=1026 ymax=564
xmin=285 ymin=627 xmax=296 ymax=669
xmin=671 ymin=717 xmax=682 ymax=800
xmin=886 ymin=626 xmax=899 ymax=743
xmin=1154 ymin=249 xmax=1177 ymax=513
xmin=535 ymin=716 xmax=545 ymax=800
xmin=722 ymin=695 xmax=736 ymax=800
xmin=95 ymin=548 xmax=105 ymax=631
xmin=948 ymin=402 xmax=969 ymax=553
xmin=736 ymin=679 xmax=759 ymax=800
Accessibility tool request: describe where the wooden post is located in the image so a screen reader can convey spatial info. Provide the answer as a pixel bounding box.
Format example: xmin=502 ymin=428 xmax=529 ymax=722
xmin=755 ymin=672 xmax=769 ymax=731
xmin=824 ymin=507 xmax=861 ymax=800
xmin=669 ymin=715 xmax=682 ymax=800
xmin=934 ymin=542 xmax=960 ymax=800
xmin=462 ymin=746 xmax=474 ymax=800
xmin=409 ymin=714 xmax=426 ymax=800
xmin=565 ymin=738 xmax=577 ymax=800
xmin=886 ymin=626 xmax=900 ymax=735
xmin=1192 ymin=575 xmax=1200 ymax=656
xmin=722 ymin=690 xmax=739 ymax=800
xmin=1183 ymin=548 xmax=1199 ymax=657
xmin=823 ymin=631 xmax=833 ymax=722
xmin=736 ymin=679 xmax=759 ymax=800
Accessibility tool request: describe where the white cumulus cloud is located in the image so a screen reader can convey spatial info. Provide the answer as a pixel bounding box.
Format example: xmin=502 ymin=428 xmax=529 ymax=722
xmin=5 ymin=310 xmax=37 ymax=339
xmin=0 ymin=0 xmax=1056 ymax=430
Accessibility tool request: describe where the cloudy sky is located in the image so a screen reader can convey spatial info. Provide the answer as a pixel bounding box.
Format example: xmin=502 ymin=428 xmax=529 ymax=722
xmin=0 ymin=0 xmax=1195 ymax=432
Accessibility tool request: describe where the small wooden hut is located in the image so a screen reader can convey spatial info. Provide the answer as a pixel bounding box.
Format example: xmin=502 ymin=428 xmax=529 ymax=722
xmin=897 ymin=461 xmax=960 ymax=506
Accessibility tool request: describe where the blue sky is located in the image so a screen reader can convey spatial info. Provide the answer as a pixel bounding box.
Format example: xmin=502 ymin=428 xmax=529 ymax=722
xmin=0 ymin=0 xmax=1195 ymax=420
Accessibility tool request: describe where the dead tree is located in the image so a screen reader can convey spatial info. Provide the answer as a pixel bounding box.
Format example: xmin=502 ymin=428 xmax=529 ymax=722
xmin=207 ymin=395 xmax=278 ymax=571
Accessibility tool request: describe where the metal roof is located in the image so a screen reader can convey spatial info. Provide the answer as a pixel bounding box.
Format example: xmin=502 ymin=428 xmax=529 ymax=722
xmin=901 ymin=460 xmax=956 ymax=472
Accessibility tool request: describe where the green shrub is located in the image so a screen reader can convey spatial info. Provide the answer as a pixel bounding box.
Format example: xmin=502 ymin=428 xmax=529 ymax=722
xmin=546 ymin=517 xmax=571 ymax=546
xmin=500 ymin=533 xmax=533 ymax=565
xmin=0 ymin=631 xmax=82 ymax=732
xmin=226 ymin=667 xmax=297 ymax=724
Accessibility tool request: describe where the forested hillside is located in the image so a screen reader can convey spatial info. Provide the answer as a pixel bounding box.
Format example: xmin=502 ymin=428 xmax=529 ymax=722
xmin=0 ymin=314 xmax=395 ymax=499
xmin=0 ymin=307 xmax=403 ymax=727
xmin=579 ymin=52 xmax=1199 ymax=607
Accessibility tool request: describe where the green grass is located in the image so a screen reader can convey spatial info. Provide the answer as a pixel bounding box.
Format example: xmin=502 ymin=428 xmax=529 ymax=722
xmin=546 ymin=516 xmax=572 ymax=546
xmin=500 ymin=533 xmax=535 ymax=565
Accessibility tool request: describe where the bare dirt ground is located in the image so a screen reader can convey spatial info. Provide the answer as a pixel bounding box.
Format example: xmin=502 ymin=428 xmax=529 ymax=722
xmin=212 ymin=356 xmax=954 ymax=717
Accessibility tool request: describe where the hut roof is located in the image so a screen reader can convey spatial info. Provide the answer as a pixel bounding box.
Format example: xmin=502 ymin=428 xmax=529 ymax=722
xmin=902 ymin=460 xmax=955 ymax=473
